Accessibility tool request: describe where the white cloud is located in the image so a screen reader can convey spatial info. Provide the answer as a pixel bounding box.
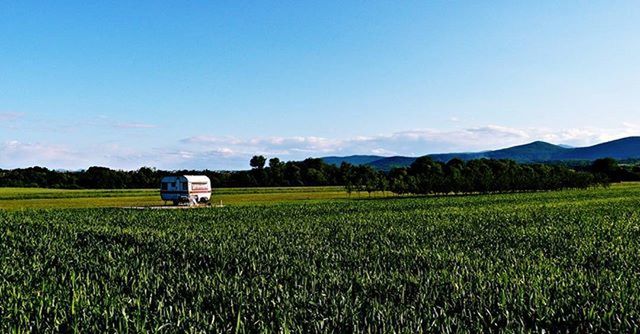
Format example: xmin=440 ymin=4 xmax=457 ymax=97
xmin=182 ymin=135 xmax=341 ymax=155
xmin=182 ymin=136 xmax=244 ymax=145
xmin=528 ymin=123 xmax=640 ymax=147
xmin=0 ymin=140 xmax=83 ymax=169
xmin=2 ymin=123 xmax=639 ymax=170
xmin=466 ymin=125 xmax=529 ymax=139
xmin=177 ymin=123 xmax=640 ymax=168
xmin=371 ymin=148 xmax=398 ymax=155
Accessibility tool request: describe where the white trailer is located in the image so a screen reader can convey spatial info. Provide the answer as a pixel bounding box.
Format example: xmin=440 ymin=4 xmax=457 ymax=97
xmin=160 ymin=175 xmax=212 ymax=206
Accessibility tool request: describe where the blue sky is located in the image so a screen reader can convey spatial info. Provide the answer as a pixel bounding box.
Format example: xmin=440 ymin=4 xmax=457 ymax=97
xmin=1 ymin=1 xmax=639 ymax=170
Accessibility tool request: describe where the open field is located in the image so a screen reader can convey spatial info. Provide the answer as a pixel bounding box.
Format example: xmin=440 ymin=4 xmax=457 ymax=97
xmin=0 ymin=186 xmax=361 ymax=210
xmin=1 ymin=183 xmax=640 ymax=332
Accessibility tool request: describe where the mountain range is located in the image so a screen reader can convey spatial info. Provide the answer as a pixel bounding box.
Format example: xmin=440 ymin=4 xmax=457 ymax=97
xmin=322 ymin=136 xmax=640 ymax=170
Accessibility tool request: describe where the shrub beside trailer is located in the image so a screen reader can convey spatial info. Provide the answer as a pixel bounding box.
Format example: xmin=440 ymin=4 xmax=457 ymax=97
xmin=160 ymin=175 xmax=212 ymax=205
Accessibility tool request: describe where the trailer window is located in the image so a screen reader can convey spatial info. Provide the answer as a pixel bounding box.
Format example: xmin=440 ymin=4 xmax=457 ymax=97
xmin=161 ymin=183 xmax=168 ymax=191
xmin=181 ymin=183 xmax=188 ymax=191
xmin=192 ymin=183 xmax=209 ymax=191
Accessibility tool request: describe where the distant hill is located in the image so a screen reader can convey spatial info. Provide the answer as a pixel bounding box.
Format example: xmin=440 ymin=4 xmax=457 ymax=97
xmin=321 ymin=155 xmax=384 ymax=166
xmin=321 ymin=136 xmax=640 ymax=170
xmin=555 ymin=137 xmax=640 ymax=160
xmin=485 ymin=141 xmax=570 ymax=161
xmin=367 ymin=156 xmax=420 ymax=171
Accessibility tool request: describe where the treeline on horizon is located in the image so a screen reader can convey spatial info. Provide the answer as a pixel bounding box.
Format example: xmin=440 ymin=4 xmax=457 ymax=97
xmin=1 ymin=156 xmax=639 ymax=193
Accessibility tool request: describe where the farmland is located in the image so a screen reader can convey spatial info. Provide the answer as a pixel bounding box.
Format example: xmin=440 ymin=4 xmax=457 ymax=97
xmin=1 ymin=184 xmax=640 ymax=332
xmin=0 ymin=186 xmax=351 ymax=210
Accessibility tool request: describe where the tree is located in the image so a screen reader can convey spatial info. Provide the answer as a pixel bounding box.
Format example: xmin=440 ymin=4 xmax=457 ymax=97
xmin=445 ymin=158 xmax=465 ymax=194
xmin=376 ymin=173 xmax=389 ymax=196
xmin=351 ymin=165 xmax=378 ymax=196
xmin=591 ymin=158 xmax=621 ymax=182
xmin=250 ymin=155 xmax=267 ymax=169
xmin=408 ymin=157 xmax=445 ymax=194
xmin=284 ymin=163 xmax=303 ymax=186
xmin=340 ymin=162 xmax=354 ymax=196
xmin=132 ymin=167 xmax=157 ymax=188
xmin=268 ymin=158 xmax=284 ymax=186
xmin=465 ymin=160 xmax=493 ymax=193
xmin=389 ymin=168 xmax=409 ymax=195
xmin=268 ymin=157 xmax=282 ymax=169
xmin=306 ymin=168 xmax=328 ymax=186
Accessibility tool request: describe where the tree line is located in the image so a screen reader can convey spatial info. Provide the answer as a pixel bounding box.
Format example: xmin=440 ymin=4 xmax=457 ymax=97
xmin=0 ymin=157 xmax=343 ymax=189
xmin=342 ymin=157 xmax=612 ymax=196
xmin=0 ymin=156 xmax=637 ymax=191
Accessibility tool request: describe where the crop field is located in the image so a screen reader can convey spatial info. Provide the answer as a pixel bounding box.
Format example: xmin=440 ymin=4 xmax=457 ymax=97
xmin=0 ymin=186 xmax=354 ymax=210
xmin=2 ymin=184 xmax=640 ymax=332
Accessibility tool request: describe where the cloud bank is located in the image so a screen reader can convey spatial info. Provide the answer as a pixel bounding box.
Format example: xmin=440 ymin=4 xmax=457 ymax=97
xmin=180 ymin=123 xmax=640 ymax=160
xmin=2 ymin=124 xmax=639 ymax=170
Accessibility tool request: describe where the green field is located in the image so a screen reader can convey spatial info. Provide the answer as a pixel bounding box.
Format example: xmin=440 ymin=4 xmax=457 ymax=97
xmin=0 ymin=186 xmax=360 ymax=210
xmin=2 ymin=184 xmax=640 ymax=332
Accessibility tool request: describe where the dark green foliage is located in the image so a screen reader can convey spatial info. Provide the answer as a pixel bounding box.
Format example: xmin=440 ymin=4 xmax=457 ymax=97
xmin=344 ymin=158 xmax=606 ymax=196
xmin=590 ymin=158 xmax=640 ymax=183
xmin=1 ymin=156 xmax=638 ymax=191
xmin=0 ymin=159 xmax=346 ymax=189
xmin=249 ymin=155 xmax=267 ymax=169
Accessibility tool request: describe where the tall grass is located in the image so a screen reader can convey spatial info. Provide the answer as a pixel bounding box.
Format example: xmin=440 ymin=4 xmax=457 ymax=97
xmin=1 ymin=185 xmax=640 ymax=332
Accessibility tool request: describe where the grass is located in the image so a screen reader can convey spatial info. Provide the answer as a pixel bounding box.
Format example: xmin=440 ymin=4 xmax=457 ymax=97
xmin=1 ymin=183 xmax=640 ymax=332
xmin=0 ymin=186 xmax=370 ymax=210
xmin=3 ymin=183 xmax=636 ymax=210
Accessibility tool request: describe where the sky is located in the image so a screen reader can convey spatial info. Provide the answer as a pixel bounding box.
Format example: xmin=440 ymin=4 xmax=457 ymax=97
xmin=1 ymin=1 xmax=639 ymax=170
